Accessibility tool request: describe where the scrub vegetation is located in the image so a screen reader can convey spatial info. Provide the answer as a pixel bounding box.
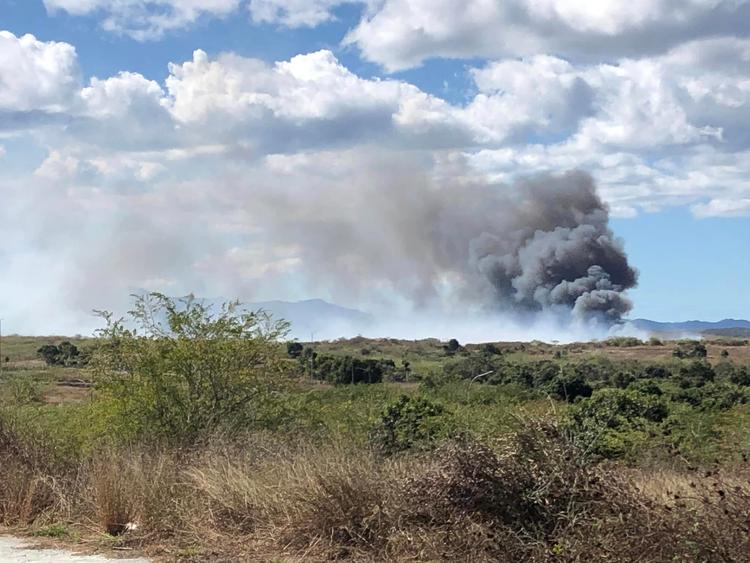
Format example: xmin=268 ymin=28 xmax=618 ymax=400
xmin=2 ymin=294 xmax=750 ymax=561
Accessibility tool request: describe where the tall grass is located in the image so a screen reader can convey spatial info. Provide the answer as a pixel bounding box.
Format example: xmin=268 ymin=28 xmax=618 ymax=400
xmin=3 ymin=417 xmax=750 ymax=561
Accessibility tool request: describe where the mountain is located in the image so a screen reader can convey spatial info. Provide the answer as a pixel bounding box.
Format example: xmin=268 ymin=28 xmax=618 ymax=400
xmin=631 ymin=318 xmax=750 ymax=335
xmin=248 ymin=299 xmax=373 ymax=340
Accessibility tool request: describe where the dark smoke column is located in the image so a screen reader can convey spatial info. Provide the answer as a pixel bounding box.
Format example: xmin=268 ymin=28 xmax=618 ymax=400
xmin=468 ymin=171 xmax=638 ymax=324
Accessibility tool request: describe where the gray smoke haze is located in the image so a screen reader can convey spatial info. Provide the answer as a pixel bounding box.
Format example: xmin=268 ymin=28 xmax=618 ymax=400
xmin=246 ymin=157 xmax=637 ymax=326
xmin=2 ymin=148 xmax=637 ymax=336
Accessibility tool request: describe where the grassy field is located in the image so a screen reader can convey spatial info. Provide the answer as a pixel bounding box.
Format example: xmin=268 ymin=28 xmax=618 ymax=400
xmin=3 ymin=312 xmax=750 ymax=561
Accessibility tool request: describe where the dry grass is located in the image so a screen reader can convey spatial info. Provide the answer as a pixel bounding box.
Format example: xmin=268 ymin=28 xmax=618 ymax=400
xmin=3 ymin=421 xmax=750 ymax=561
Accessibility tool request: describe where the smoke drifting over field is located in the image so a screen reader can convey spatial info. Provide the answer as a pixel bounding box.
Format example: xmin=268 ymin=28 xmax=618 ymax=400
xmin=4 ymin=147 xmax=637 ymax=338
xmin=251 ymin=159 xmax=637 ymax=327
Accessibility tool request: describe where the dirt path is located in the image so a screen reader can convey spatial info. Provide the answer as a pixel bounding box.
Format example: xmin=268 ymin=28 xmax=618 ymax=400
xmin=0 ymin=536 xmax=148 ymax=562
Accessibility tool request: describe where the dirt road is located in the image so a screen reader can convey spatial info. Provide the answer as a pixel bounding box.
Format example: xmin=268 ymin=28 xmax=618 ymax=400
xmin=0 ymin=536 xmax=148 ymax=562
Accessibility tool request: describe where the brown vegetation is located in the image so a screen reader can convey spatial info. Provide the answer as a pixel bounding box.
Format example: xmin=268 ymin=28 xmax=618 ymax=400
xmin=3 ymin=418 xmax=750 ymax=562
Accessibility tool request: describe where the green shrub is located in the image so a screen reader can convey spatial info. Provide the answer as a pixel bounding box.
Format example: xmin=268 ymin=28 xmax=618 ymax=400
xmin=286 ymin=341 xmax=304 ymax=358
xmin=673 ymin=341 xmax=707 ymax=359
xmin=673 ymin=382 xmax=749 ymax=411
xmin=543 ymin=372 xmax=592 ymax=402
xmin=443 ymin=354 xmax=501 ymax=381
xmin=314 ymin=354 xmax=393 ymax=384
xmin=627 ymin=379 xmax=663 ymax=396
xmin=36 ymin=341 xmax=84 ymax=366
xmin=92 ymin=293 xmax=290 ymax=444
xmin=676 ymin=360 xmax=715 ymax=389
xmin=715 ymin=362 xmax=750 ymax=386
xmin=605 ymin=336 xmax=643 ymax=347
xmin=0 ymin=375 xmax=46 ymax=406
xmin=569 ymin=388 xmax=669 ymax=458
xmin=370 ymin=395 xmax=448 ymax=455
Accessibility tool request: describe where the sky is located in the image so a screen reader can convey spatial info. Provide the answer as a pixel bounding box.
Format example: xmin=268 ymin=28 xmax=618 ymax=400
xmin=1 ymin=0 xmax=749 ymax=335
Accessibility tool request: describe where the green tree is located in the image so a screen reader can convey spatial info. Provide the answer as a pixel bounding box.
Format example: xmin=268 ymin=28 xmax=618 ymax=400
xmin=37 ymin=344 xmax=61 ymax=366
xmin=92 ymin=293 xmax=290 ymax=443
xmin=444 ymin=338 xmax=461 ymax=355
xmin=286 ymin=341 xmax=304 ymax=358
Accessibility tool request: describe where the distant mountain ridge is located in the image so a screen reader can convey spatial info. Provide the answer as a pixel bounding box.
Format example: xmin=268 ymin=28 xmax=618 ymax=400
xmin=631 ymin=318 xmax=750 ymax=334
xmin=248 ymin=298 xmax=373 ymax=339
xmin=154 ymin=292 xmax=750 ymax=340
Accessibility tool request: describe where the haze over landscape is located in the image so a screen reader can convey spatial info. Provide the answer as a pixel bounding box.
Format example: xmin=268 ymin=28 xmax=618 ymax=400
xmin=1 ymin=0 xmax=749 ymax=337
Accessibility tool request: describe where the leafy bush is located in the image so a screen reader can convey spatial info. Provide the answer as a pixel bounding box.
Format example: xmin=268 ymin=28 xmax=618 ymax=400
xmin=370 ymin=395 xmax=448 ymax=455
xmin=676 ymin=360 xmax=715 ymax=388
xmin=715 ymin=362 xmax=750 ymax=386
xmin=92 ymin=293 xmax=291 ymax=444
xmin=443 ymin=354 xmax=501 ymax=381
xmin=0 ymin=375 xmax=46 ymax=406
xmin=443 ymin=338 xmax=461 ymax=355
xmin=490 ymin=359 xmax=559 ymax=388
xmin=627 ymin=378 xmax=663 ymax=396
xmin=570 ymin=388 xmax=669 ymax=458
xmin=479 ymin=343 xmax=501 ymax=356
xmin=673 ymin=382 xmax=749 ymax=411
xmin=314 ymin=354 xmax=393 ymax=384
xmin=605 ymin=336 xmax=643 ymax=347
xmin=543 ymin=372 xmax=593 ymax=402
xmin=286 ymin=341 xmax=304 ymax=358
xmin=36 ymin=341 xmax=83 ymax=366
xmin=673 ymin=340 xmax=707 ymax=359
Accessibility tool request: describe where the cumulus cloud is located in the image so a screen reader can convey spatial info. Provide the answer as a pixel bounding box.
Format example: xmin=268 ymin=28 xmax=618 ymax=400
xmin=345 ymin=0 xmax=750 ymax=71
xmin=2 ymin=28 xmax=749 ymax=217
xmin=161 ymin=48 xmax=471 ymax=151
xmin=44 ymin=0 xmax=241 ymax=40
xmin=0 ymin=31 xmax=79 ymax=113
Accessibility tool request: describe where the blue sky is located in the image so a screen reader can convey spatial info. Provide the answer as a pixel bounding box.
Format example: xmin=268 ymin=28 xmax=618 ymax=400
xmin=1 ymin=0 xmax=749 ymax=334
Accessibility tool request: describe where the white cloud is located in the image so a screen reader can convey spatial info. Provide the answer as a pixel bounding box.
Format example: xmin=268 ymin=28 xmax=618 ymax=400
xmin=464 ymin=55 xmax=593 ymax=143
xmin=248 ymin=0 xmax=350 ymax=27
xmin=44 ymin=0 xmax=241 ymax=40
xmin=0 ymin=31 xmax=79 ymax=112
xmin=692 ymin=198 xmax=750 ymax=217
xmin=345 ymin=0 xmax=750 ymax=71
xmin=80 ymin=72 xmax=165 ymax=118
xmin=3 ymin=31 xmax=750 ymax=221
xmin=163 ymin=48 xmax=472 ymax=150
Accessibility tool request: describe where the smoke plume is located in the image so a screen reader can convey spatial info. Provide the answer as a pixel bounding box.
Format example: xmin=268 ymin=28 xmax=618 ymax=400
xmin=5 ymin=148 xmax=637 ymax=336
xmin=248 ymin=157 xmax=638 ymax=326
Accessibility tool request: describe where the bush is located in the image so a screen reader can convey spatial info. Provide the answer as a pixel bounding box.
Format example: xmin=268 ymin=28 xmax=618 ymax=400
xmin=627 ymin=379 xmax=663 ymax=396
xmin=370 ymin=395 xmax=448 ymax=455
xmin=673 ymin=340 xmax=707 ymax=359
xmin=314 ymin=355 xmax=393 ymax=384
xmin=92 ymin=293 xmax=291 ymax=444
xmin=479 ymin=343 xmax=501 ymax=356
xmin=489 ymin=359 xmax=559 ymax=388
xmin=286 ymin=341 xmax=304 ymax=358
xmin=543 ymin=372 xmax=593 ymax=402
xmin=36 ymin=341 xmax=82 ymax=366
xmin=673 ymin=382 xmax=749 ymax=411
xmin=443 ymin=354 xmax=501 ymax=381
xmin=715 ymin=362 xmax=750 ymax=386
xmin=443 ymin=338 xmax=461 ymax=355
xmin=570 ymin=388 xmax=669 ymax=458
xmin=676 ymin=360 xmax=715 ymax=389
xmin=605 ymin=336 xmax=643 ymax=347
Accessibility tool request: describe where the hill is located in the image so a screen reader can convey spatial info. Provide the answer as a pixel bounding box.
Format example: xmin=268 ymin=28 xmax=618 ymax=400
xmin=631 ymin=318 xmax=750 ymax=335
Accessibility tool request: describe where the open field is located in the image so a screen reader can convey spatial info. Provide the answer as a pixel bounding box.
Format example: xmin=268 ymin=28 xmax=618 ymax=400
xmin=3 ymin=308 xmax=750 ymax=561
